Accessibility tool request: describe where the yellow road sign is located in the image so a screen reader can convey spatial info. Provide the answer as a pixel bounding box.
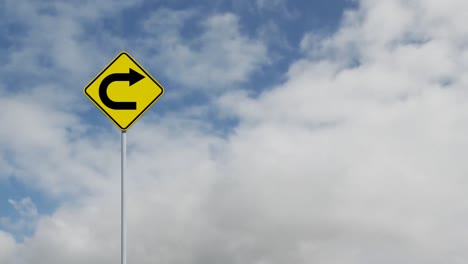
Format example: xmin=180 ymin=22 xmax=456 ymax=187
xmin=84 ymin=52 xmax=164 ymax=131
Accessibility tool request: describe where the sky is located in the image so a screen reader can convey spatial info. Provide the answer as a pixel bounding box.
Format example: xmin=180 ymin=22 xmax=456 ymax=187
xmin=1 ymin=0 xmax=468 ymax=263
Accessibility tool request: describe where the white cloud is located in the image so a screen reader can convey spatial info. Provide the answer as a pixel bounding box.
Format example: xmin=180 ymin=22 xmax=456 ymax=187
xmin=141 ymin=10 xmax=269 ymax=90
xmin=1 ymin=0 xmax=143 ymax=93
xmin=0 ymin=231 xmax=16 ymax=264
xmin=8 ymin=198 xmax=38 ymax=219
xmin=213 ymin=0 xmax=468 ymax=261
xmin=255 ymin=0 xmax=299 ymax=20
xmin=3 ymin=0 xmax=468 ymax=263
xmin=256 ymin=0 xmax=285 ymax=10
xmin=0 ymin=198 xmax=38 ymax=235
xmin=0 ymin=95 xmax=115 ymax=197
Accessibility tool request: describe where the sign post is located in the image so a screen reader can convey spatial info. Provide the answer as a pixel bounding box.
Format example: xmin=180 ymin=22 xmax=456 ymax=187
xmin=84 ymin=51 xmax=164 ymax=264
xmin=121 ymin=131 xmax=126 ymax=264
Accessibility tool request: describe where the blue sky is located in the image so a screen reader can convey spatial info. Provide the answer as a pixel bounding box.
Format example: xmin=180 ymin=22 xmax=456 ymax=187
xmin=0 ymin=0 xmax=354 ymax=229
xmin=2 ymin=0 xmax=468 ymax=263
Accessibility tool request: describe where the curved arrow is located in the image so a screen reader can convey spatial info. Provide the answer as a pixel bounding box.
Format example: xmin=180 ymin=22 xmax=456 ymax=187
xmin=99 ymin=68 xmax=145 ymax=110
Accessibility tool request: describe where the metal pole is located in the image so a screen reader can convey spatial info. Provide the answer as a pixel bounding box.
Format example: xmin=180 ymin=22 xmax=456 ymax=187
xmin=121 ymin=131 xmax=127 ymax=264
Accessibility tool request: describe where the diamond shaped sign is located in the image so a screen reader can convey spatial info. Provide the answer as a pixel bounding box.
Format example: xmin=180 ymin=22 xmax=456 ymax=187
xmin=84 ymin=52 xmax=164 ymax=131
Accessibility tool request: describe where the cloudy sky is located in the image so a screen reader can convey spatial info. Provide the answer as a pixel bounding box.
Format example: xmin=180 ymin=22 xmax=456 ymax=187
xmin=1 ymin=0 xmax=468 ymax=263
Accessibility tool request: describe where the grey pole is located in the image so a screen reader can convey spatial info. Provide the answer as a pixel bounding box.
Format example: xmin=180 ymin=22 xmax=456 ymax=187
xmin=121 ymin=131 xmax=127 ymax=264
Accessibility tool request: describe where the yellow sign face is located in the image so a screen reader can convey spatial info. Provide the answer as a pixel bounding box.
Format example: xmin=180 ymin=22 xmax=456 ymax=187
xmin=84 ymin=52 xmax=164 ymax=131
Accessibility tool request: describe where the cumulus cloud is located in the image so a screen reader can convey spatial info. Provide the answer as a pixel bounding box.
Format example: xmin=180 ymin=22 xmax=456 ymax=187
xmin=0 ymin=231 xmax=16 ymax=263
xmin=8 ymin=198 xmax=38 ymax=219
xmin=141 ymin=9 xmax=269 ymax=90
xmin=0 ymin=94 xmax=120 ymax=198
xmin=255 ymin=0 xmax=298 ymax=19
xmin=0 ymin=198 xmax=38 ymax=235
xmin=3 ymin=0 xmax=468 ymax=263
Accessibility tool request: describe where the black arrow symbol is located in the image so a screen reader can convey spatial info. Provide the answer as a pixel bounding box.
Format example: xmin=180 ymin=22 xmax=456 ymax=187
xmin=99 ymin=68 xmax=145 ymax=110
